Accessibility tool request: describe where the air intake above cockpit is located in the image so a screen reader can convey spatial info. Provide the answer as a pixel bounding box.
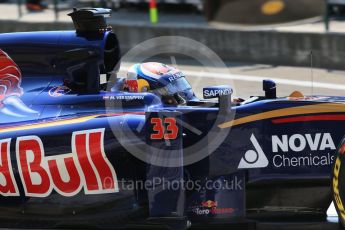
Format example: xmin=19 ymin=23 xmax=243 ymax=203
xmin=68 ymin=8 xmax=112 ymax=33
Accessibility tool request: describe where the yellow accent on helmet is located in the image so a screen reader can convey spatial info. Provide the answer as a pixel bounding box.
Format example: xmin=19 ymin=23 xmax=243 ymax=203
xmin=137 ymin=79 xmax=150 ymax=92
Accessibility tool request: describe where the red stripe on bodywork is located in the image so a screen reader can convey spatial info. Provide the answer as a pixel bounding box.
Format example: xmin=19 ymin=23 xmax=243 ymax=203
xmin=272 ymin=114 xmax=345 ymax=124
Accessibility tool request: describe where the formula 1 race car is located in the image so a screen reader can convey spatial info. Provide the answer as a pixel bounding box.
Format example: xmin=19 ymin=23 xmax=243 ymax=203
xmin=0 ymin=8 xmax=344 ymax=230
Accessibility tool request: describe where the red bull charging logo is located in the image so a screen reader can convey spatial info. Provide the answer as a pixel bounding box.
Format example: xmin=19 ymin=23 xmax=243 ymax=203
xmin=201 ymin=200 xmax=218 ymax=208
xmin=0 ymin=49 xmax=37 ymax=117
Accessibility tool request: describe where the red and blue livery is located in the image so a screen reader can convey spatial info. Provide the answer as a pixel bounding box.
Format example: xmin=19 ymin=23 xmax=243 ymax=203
xmin=0 ymin=8 xmax=345 ymax=230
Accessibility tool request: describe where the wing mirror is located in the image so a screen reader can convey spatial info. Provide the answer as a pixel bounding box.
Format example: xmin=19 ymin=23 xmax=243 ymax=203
xmin=263 ymin=79 xmax=276 ymax=99
xmin=203 ymin=85 xmax=233 ymax=113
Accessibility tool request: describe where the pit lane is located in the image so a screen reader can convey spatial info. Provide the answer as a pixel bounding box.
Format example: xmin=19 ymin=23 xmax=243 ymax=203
xmin=120 ymin=60 xmax=345 ymax=99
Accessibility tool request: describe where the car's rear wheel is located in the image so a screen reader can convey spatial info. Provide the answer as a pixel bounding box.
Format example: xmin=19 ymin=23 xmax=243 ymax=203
xmin=332 ymin=137 xmax=345 ymax=228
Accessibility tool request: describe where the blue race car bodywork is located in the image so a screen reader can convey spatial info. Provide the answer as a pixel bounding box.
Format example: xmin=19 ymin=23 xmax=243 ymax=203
xmin=0 ymin=8 xmax=344 ymax=229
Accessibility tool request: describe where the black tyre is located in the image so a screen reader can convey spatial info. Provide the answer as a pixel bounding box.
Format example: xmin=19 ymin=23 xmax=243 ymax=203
xmin=332 ymin=137 xmax=345 ymax=228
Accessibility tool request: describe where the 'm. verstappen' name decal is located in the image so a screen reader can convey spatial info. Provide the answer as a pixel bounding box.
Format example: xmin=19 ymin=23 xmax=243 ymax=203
xmin=103 ymin=95 xmax=145 ymax=100
xmin=0 ymin=129 xmax=118 ymax=197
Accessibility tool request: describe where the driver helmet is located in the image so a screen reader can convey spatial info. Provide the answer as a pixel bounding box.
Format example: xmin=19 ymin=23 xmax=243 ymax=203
xmin=126 ymin=62 xmax=197 ymax=104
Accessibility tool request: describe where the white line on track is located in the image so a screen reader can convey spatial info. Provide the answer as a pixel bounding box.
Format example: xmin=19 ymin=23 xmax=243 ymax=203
xmin=120 ymin=67 xmax=345 ymax=90
xmin=183 ymin=70 xmax=345 ymax=91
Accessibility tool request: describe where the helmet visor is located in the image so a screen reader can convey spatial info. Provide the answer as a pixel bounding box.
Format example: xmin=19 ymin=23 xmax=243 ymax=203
xmin=154 ymin=77 xmax=195 ymax=101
